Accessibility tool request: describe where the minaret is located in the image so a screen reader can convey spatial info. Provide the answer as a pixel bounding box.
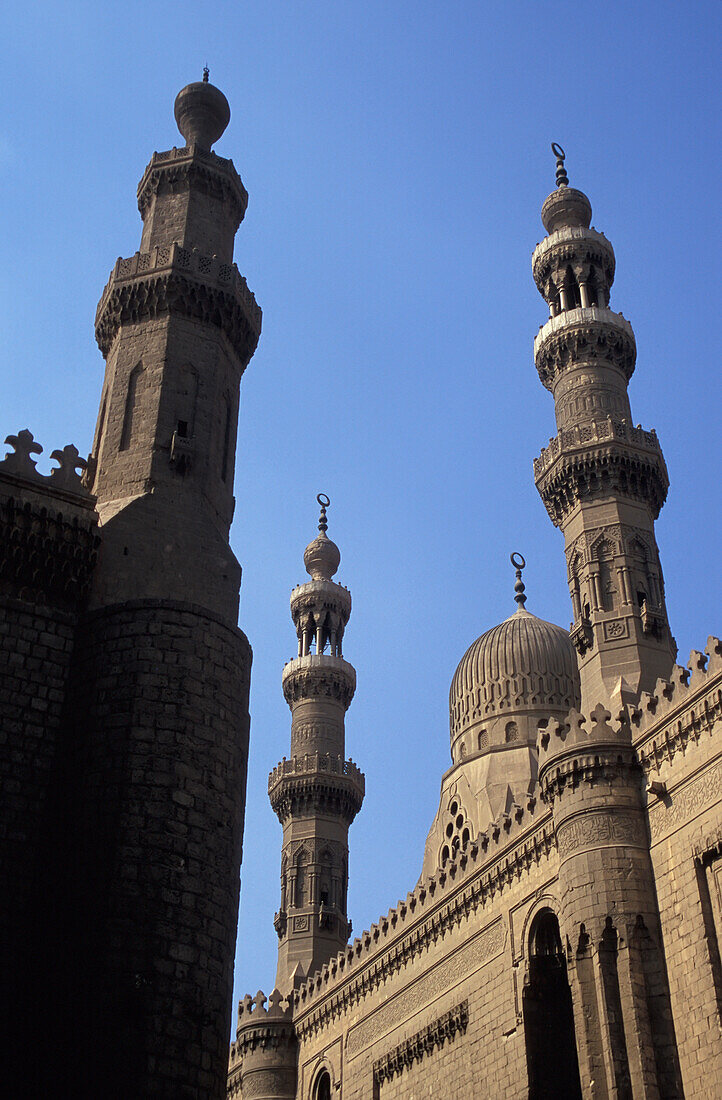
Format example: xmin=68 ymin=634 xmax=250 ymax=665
xmin=270 ymin=495 xmax=364 ymax=989
xmin=532 ymin=145 xmax=676 ymax=707
xmin=61 ymin=76 xmax=261 ymax=1098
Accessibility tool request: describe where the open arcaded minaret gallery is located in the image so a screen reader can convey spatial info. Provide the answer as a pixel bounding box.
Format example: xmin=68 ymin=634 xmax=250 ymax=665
xmin=532 ymin=146 xmax=676 ymax=709
xmin=270 ymin=496 xmax=364 ymax=989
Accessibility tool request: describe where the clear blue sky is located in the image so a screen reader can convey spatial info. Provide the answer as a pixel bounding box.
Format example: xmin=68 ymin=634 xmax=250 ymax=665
xmin=3 ymin=2 xmax=720 ymax=1035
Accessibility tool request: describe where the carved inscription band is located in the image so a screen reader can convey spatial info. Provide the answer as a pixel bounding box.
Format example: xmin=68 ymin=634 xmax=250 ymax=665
xmin=649 ymin=759 xmax=722 ymax=841
xmin=346 ymin=918 xmax=503 ymax=1059
xmin=556 ymin=811 xmax=646 ymax=858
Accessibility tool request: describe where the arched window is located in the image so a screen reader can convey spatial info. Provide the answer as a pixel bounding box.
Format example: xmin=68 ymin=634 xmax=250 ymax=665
xmin=523 ymin=909 xmax=581 ymax=1099
xmin=120 ymin=363 xmax=143 ymax=451
xmin=313 ymin=1069 xmax=331 ymax=1100
xmin=221 ymin=394 xmax=232 ymax=482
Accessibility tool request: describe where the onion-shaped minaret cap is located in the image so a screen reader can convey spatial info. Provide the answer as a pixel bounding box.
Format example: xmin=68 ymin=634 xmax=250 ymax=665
xmin=303 ymin=493 xmax=341 ymax=580
xmin=174 ymin=69 xmax=231 ymax=150
xmin=541 ymin=143 xmax=592 ymax=233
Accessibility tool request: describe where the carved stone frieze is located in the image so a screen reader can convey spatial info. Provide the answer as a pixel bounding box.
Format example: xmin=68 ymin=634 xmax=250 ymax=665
xmin=345 ymin=925 xmax=500 ymax=1058
xmin=648 ymin=760 xmax=722 ymax=840
xmin=268 ymin=767 xmax=365 ymax=825
xmin=373 ymin=1000 xmax=469 ymax=1083
xmin=534 ymin=307 xmax=636 ymax=390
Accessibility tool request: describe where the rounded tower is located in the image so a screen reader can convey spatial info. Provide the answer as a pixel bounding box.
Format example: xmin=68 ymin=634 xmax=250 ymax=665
xmin=532 ymin=145 xmax=676 ymax=708
xmin=270 ymin=496 xmax=364 ymax=988
xmin=60 ymin=76 xmax=261 ymax=1097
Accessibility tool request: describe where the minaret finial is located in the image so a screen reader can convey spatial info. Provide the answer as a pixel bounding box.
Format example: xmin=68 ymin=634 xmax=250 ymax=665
xmin=317 ymin=492 xmax=330 ymax=533
xmin=203 ymin=66 xmax=209 ymax=83
xmin=511 ymin=552 xmax=527 ymax=609
xmin=551 ymin=142 xmax=568 ymax=188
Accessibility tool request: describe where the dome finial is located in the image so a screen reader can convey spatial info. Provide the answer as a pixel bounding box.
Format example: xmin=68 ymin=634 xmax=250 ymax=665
xmin=203 ymin=66 xmax=209 ymax=83
xmin=510 ymin=552 xmax=527 ymax=609
xmin=551 ymin=142 xmax=568 ymax=188
xmin=317 ymin=492 xmax=330 ymax=533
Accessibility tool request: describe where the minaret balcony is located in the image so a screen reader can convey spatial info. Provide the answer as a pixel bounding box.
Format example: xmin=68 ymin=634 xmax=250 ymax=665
xmin=94 ymin=241 xmax=262 ymax=359
xmin=534 ymin=306 xmax=636 ymax=390
xmin=534 ymin=416 xmax=669 ymax=524
xmin=290 ymin=578 xmax=352 ymax=624
xmin=268 ymin=751 xmax=365 ymax=823
xmin=532 ymin=225 xmax=615 ymax=292
xmin=282 ymin=654 xmax=356 ymax=708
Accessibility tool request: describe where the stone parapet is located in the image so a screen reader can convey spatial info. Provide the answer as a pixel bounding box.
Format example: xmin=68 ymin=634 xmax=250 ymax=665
xmin=532 ymin=225 xmax=615 ymax=294
xmin=281 ymin=654 xmax=356 ymax=709
xmin=630 ymin=637 xmax=722 ymax=775
xmin=94 ymin=241 xmax=262 ymax=360
xmin=537 ymin=705 xmax=638 ymax=806
xmin=0 ymin=430 xmax=99 ymax=607
xmin=534 ymin=306 xmax=636 ymax=389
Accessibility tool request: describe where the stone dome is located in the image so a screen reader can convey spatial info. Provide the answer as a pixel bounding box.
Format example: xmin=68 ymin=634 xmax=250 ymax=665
xmin=448 ymin=607 xmax=580 ymax=761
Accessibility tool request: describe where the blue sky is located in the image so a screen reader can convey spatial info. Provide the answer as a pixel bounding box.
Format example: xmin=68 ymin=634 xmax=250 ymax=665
xmin=3 ymin=2 xmax=720 ymax=1034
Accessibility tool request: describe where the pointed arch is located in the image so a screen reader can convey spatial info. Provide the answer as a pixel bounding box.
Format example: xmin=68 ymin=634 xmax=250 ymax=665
xmin=120 ymin=363 xmax=143 ymax=451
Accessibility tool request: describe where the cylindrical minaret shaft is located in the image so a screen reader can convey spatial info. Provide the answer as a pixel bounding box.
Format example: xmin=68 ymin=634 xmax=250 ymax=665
xmin=532 ymin=146 xmax=676 ymax=708
xmin=270 ymin=496 xmax=364 ymax=989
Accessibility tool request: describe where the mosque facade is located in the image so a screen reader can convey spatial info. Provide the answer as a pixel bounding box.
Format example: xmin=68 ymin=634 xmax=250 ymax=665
xmin=229 ymin=149 xmax=722 ymax=1100
xmin=0 ymin=77 xmax=719 ymax=1099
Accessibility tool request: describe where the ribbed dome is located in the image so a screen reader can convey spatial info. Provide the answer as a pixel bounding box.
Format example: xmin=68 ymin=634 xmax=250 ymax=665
xmin=449 ymin=607 xmax=580 ymax=752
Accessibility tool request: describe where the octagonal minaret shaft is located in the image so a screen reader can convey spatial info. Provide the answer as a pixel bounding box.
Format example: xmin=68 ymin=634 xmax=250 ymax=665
xmin=270 ymin=496 xmax=364 ymax=989
xmin=532 ymin=146 xmax=676 ymax=707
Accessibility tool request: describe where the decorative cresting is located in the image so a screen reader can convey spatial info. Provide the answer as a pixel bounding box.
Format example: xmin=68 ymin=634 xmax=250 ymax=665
xmin=272 ymin=496 xmax=364 ymax=990
xmin=537 ymin=704 xmax=683 ymax=1096
xmin=228 ymin=989 xmax=297 ymax=1100
xmin=449 ymin=554 xmax=579 ymax=761
xmin=0 ymin=431 xmax=99 ymax=607
xmin=532 ymin=146 xmax=675 ymax=705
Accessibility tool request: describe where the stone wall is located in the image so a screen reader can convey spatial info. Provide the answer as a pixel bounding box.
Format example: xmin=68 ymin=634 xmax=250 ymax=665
xmin=633 ymin=640 xmax=722 ymax=1098
xmin=64 ymin=599 xmax=252 ymax=1098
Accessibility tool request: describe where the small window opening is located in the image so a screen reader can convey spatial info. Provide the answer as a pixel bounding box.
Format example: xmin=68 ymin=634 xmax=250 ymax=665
xmin=176 ymin=419 xmax=189 ymax=438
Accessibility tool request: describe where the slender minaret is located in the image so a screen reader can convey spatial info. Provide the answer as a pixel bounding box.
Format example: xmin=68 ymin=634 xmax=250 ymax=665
xmin=270 ymin=495 xmax=364 ymax=989
xmin=532 ymin=145 xmax=676 ymax=707
xmin=60 ymin=75 xmax=261 ymax=1098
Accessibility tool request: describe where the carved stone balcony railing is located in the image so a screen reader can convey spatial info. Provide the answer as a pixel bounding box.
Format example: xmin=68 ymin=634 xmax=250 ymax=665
xmin=94 ymin=242 xmax=262 ymax=359
xmin=534 ymin=306 xmax=636 ymax=388
xmin=137 ymin=145 xmax=248 ymax=222
xmin=533 ymin=417 xmax=663 ymax=478
xmin=269 ymin=752 xmax=364 ymax=789
xmin=532 ymin=226 xmax=615 ymax=289
xmin=268 ymin=751 xmax=365 ymax=824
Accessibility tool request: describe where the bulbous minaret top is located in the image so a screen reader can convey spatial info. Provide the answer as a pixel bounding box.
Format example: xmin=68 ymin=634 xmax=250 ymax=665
xmin=174 ymin=68 xmax=230 ymax=151
xmin=303 ymin=494 xmax=341 ymax=581
xmin=540 ymin=143 xmax=592 ymax=233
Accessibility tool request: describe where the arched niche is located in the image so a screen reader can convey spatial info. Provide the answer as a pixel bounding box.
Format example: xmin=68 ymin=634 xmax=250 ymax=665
xmin=523 ymin=907 xmax=582 ymax=1099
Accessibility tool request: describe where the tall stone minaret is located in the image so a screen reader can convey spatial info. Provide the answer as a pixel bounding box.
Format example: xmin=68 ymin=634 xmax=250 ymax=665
xmin=532 ymin=145 xmax=676 ymax=708
xmin=62 ymin=76 xmax=261 ymax=1098
xmin=270 ymin=495 xmax=364 ymax=989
